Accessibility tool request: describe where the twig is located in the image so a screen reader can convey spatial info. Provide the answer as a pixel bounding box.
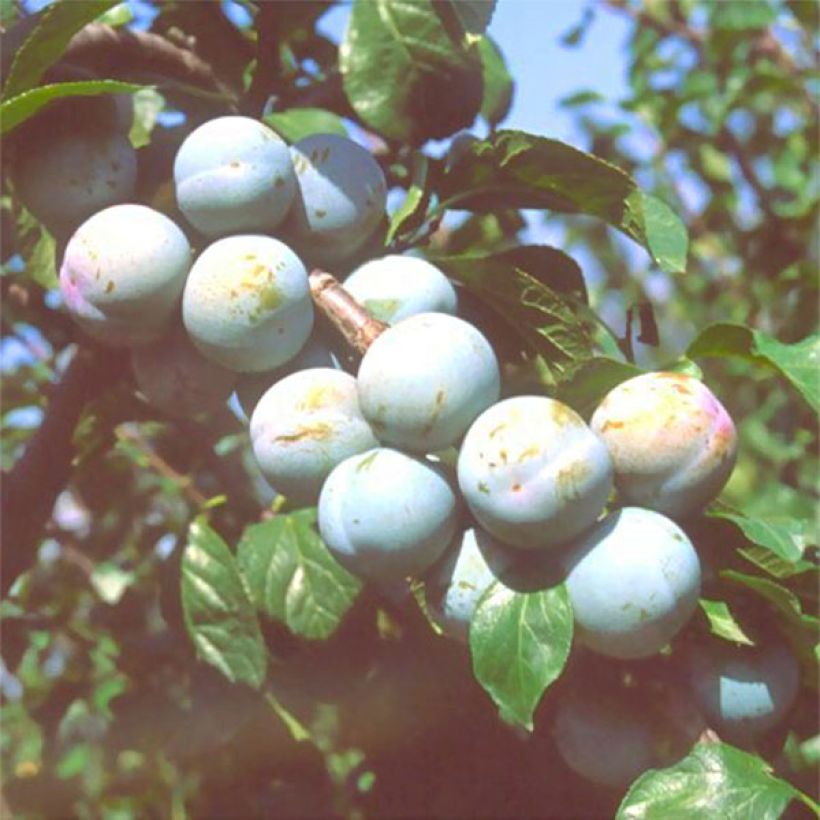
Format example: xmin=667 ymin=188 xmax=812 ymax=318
xmin=309 ymin=270 xmax=388 ymax=355
xmin=116 ymin=425 xmax=209 ymax=509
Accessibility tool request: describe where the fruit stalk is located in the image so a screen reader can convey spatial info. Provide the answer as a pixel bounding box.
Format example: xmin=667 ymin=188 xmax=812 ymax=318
xmin=308 ymin=269 xmax=388 ymax=355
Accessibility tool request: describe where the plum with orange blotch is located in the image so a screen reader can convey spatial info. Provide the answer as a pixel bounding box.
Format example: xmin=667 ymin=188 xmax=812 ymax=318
xmin=563 ymin=507 xmax=702 ymax=659
xmin=590 ymin=372 xmax=737 ymax=517
xmin=457 ymin=396 xmax=613 ymax=550
xmin=249 ymin=368 xmax=378 ymax=505
xmin=286 ymin=133 xmax=387 ymax=266
xmin=357 ymin=313 xmax=500 ymax=453
xmin=235 ymin=335 xmax=339 ymax=420
xmin=174 ymin=116 xmax=296 ymax=237
xmin=318 ymin=447 xmax=460 ymax=584
xmin=182 ymin=235 xmax=313 ymax=373
xmin=131 ymin=322 xmax=236 ymax=418
xmin=59 ymin=204 xmax=192 ymax=347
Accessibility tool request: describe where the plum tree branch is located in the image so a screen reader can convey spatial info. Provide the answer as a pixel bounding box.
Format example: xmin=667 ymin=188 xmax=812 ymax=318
xmin=308 ymin=270 xmax=388 ymax=355
xmin=1 ymin=344 xmax=126 ymax=595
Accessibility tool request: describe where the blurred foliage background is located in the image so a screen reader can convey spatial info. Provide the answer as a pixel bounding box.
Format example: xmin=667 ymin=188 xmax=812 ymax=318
xmin=1 ymin=0 xmax=817 ymax=818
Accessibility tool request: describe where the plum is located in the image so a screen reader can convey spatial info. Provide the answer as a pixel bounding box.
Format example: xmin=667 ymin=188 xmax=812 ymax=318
xmin=318 ymin=447 xmax=460 ymax=583
xmin=132 ymin=322 xmax=236 ymax=417
xmin=13 ymin=128 xmax=137 ymax=237
xmin=425 ymin=526 xmax=515 ymax=642
xmin=563 ymin=507 xmax=702 ymax=659
xmin=182 ymin=235 xmax=313 ymax=372
xmin=173 ymin=116 xmax=296 ymax=237
xmin=687 ymin=641 xmax=799 ymax=742
xmin=343 ymin=255 xmax=458 ymax=324
xmin=286 ymin=133 xmax=386 ymax=266
xmin=250 ymin=368 xmax=378 ymax=505
xmin=457 ymin=396 xmax=612 ymax=549
xmin=59 ymin=204 xmax=192 ymax=346
xmin=554 ymin=686 xmax=657 ymax=788
xmin=235 ymin=335 xmax=339 ymax=419
xmin=357 ymin=313 xmax=500 ymax=453
xmin=591 ymin=372 xmax=737 ymax=517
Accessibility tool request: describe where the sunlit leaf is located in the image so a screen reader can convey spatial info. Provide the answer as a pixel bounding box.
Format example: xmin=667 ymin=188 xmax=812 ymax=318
xmin=237 ymin=509 xmax=362 ymax=641
xmin=470 ymin=582 xmax=573 ymax=731
xmin=181 ymin=518 xmax=267 ymax=689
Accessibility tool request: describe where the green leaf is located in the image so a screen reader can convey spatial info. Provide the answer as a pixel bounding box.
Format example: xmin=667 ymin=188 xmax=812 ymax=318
xmin=26 ymin=224 xmax=57 ymax=289
xmin=737 ymin=546 xmax=817 ymax=579
xmin=181 ymin=518 xmax=268 ymax=689
xmin=3 ymin=0 xmax=118 ymax=98
xmin=95 ymin=2 xmax=133 ymax=27
xmin=439 ymin=130 xmax=688 ymax=273
xmin=386 ymin=151 xmax=430 ymax=246
xmin=721 ymin=571 xmax=819 ymax=633
xmin=128 ymin=87 xmax=165 ymax=149
xmin=554 ymin=357 xmax=642 ymax=417
xmin=698 ymin=599 xmax=755 ymax=645
xmin=470 ymin=582 xmax=573 ymax=731
xmin=264 ymin=107 xmax=347 ymax=144
xmin=698 ymin=144 xmax=733 ymax=182
xmin=710 ymin=0 xmax=777 ymax=30
xmin=688 ymin=324 xmax=819 ymax=411
xmin=617 ymin=741 xmax=800 ymax=819
xmin=448 ymin=0 xmax=497 ymax=40
xmin=340 ymin=0 xmax=483 ymax=143
xmin=707 ymin=510 xmax=809 ymax=564
xmin=431 ymin=245 xmax=592 ymax=381
xmin=90 ymin=562 xmax=134 ymax=605
xmin=1 ymin=80 xmax=143 ymax=135
xmin=623 ymin=190 xmax=689 ymax=275
xmin=721 ymin=570 xmax=819 ymax=671
xmin=236 ymin=509 xmax=362 ymax=641
xmin=477 ymin=37 xmax=513 ymax=126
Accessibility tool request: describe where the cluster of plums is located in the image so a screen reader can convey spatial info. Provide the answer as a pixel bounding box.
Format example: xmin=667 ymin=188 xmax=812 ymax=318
xmin=26 ymin=112 xmax=800 ymax=790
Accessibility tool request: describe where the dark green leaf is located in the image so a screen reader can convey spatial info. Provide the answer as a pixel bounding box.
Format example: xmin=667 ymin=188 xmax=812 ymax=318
xmin=617 ymin=741 xmax=800 ymax=819
xmin=3 ymin=0 xmax=118 ymax=98
xmin=340 ymin=0 xmax=483 ymax=143
xmin=236 ymin=509 xmax=362 ymax=641
xmin=470 ymin=582 xmax=573 ymax=731
xmin=1 ymin=80 xmax=143 ymax=135
xmin=553 ymin=357 xmax=642 ymax=417
xmin=477 ymin=36 xmax=513 ymax=126
xmin=698 ymin=598 xmax=755 ymax=645
xmin=707 ymin=510 xmax=810 ymax=564
xmin=688 ymin=324 xmax=819 ymax=411
xmin=431 ymin=245 xmax=592 ymax=380
xmin=386 ymin=151 xmax=430 ymax=245
xmin=439 ymin=131 xmax=688 ymax=273
xmin=264 ymin=107 xmax=347 ymax=144
xmin=181 ymin=518 xmax=267 ymax=688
